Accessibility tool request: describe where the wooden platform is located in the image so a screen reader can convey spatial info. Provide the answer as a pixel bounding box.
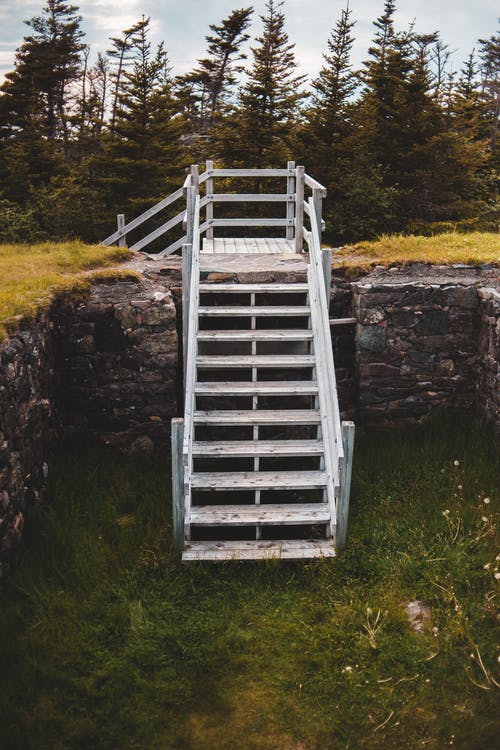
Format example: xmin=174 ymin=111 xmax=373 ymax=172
xmin=202 ymin=238 xmax=295 ymax=254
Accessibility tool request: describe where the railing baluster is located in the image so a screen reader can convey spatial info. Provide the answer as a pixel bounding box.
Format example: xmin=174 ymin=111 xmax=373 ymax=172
xmin=117 ymin=214 xmax=126 ymax=247
xmin=286 ymin=160 xmax=295 ymax=241
xmin=295 ymin=166 xmax=305 ymax=253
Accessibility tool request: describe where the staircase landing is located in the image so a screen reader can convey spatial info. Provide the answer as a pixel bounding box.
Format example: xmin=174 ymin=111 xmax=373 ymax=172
xmin=202 ymin=238 xmax=295 ymax=254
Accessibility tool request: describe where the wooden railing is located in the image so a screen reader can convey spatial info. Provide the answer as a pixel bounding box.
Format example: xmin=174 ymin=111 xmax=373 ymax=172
xmin=101 ymin=161 xmax=326 ymax=255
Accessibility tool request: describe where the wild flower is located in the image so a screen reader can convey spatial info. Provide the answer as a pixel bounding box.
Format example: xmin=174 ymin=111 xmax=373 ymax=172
xmin=483 ymin=497 xmax=491 ymax=504
xmin=454 ymin=460 xmax=460 ymax=466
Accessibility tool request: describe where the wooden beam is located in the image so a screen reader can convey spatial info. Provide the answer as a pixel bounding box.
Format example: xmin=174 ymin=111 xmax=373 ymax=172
xmin=129 ymin=208 xmax=185 ymax=252
xmin=171 ymin=418 xmax=185 ymax=553
xmin=205 ymin=160 xmax=214 ymax=240
xmin=206 ymin=193 xmax=291 ymax=203
xmin=286 ymin=160 xmax=296 ymax=241
xmin=182 ymin=243 xmax=192 ymax=392
xmin=304 ymin=173 xmax=327 ymax=197
xmin=117 ymin=214 xmax=126 ymax=247
xmin=210 ymin=168 xmax=292 ymax=177
xmin=337 ymin=421 xmax=355 ymax=551
xmin=101 ymin=187 xmax=184 ymax=245
xmin=322 ymin=248 xmax=332 ymax=311
xmin=295 ymin=166 xmax=305 ymax=253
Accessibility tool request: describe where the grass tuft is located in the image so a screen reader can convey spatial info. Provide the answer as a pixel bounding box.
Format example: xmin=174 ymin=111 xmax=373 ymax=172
xmin=333 ymin=231 xmax=499 ymax=270
xmin=0 ymin=241 xmax=132 ymax=340
xmin=0 ymin=413 xmax=498 ymax=749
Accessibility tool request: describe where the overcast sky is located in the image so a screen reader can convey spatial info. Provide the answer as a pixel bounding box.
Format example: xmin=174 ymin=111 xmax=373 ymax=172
xmin=0 ymin=0 xmax=498 ymax=83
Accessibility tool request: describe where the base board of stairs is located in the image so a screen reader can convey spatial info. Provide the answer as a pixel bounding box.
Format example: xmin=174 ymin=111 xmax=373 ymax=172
xmin=182 ymin=539 xmax=336 ymax=561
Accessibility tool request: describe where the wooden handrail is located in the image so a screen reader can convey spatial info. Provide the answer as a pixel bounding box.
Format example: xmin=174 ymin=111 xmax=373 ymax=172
xmin=182 ymin=194 xmax=201 ymax=539
xmin=101 ymin=186 xmax=184 ymax=245
xmin=304 ymin=173 xmax=327 ymax=197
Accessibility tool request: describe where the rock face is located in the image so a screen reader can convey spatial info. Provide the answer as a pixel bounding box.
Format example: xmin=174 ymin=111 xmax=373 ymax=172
xmin=477 ymin=288 xmax=499 ymax=437
xmin=0 ymin=257 xmax=498 ymax=581
xmin=0 ymin=315 xmax=55 ymax=580
xmin=344 ymin=266 xmax=498 ymax=428
xmin=52 ymin=280 xmax=178 ymax=449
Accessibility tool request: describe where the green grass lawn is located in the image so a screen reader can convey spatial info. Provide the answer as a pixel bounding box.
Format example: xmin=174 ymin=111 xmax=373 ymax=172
xmin=0 ymin=414 xmax=498 ymax=750
xmin=333 ymin=232 xmax=499 ymax=270
xmin=0 ymin=241 xmax=132 ymax=339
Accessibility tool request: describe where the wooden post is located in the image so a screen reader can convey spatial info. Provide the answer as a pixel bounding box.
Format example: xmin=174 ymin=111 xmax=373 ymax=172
xmin=190 ymin=163 xmax=199 ymax=192
xmin=295 ymin=165 xmax=305 ymax=254
xmin=117 ymin=214 xmax=126 ymax=247
xmin=337 ymin=421 xmax=355 ymax=551
xmin=182 ymin=242 xmax=192 ymax=393
xmin=286 ymin=160 xmax=295 ymax=241
xmin=171 ymin=418 xmax=185 ymax=553
xmin=312 ymin=187 xmax=323 ymax=240
xmin=185 ymin=186 xmax=196 ymax=245
xmin=322 ymin=248 xmax=332 ymax=314
xmin=205 ymin=160 xmax=214 ymax=240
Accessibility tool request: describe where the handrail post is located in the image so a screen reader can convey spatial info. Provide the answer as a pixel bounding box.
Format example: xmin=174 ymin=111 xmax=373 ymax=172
xmin=185 ymin=186 xmax=196 ymax=245
xmin=205 ymin=160 xmax=214 ymax=240
xmin=286 ymin=160 xmax=295 ymax=241
xmin=182 ymin=242 xmax=193 ymax=393
xmin=295 ymin=165 xmax=305 ymax=253
xmin=337 ymin=421 xmax=355 ymax=550
xmin=312 ymin=187 xmax=323 ymax=240
xmin=322 ymin=248 xmax=332 ymax=314
xmin=171 ymin=418 xmax=185 ymax=553
xmin=117 ymin=214 xmax=126 ymax=247
xmin=190 ymin=164 xmax=199 ymax=193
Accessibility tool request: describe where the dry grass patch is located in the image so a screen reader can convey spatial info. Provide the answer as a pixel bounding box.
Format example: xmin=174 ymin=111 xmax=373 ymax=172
xmin=0 ymin=241 xmax=132 ymax=339
xmin=333 ymin=232 xmax=499 ymax=270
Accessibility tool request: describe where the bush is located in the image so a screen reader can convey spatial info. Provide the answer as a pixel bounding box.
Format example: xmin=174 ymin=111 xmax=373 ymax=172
xmin=0 ymin=199 xmax=45 ymax=243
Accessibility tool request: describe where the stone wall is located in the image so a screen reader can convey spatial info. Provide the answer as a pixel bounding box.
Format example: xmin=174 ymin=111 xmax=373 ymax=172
xmin=477 ymin=287 xmax=499 ymax=436
xmin=52 ymin=278 xmax=179 ymax=451
xmin=351 ymin=267 xmax=491 ymax=426
xmin=0 ymin=315 xmax=55 ymax=579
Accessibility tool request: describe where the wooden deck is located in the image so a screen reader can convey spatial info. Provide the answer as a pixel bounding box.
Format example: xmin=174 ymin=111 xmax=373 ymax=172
xmin=202 ymin=237 xmax=295 ymax=254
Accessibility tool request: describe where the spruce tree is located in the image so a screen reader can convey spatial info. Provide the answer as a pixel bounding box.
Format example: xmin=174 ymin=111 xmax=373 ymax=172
xmin=215 ymin=0 xmax=305 ymax=167
xmin=0 ymin=0 xmax=85 ymax=202
xmin=176 ymin=7 xmax=252 ymax=140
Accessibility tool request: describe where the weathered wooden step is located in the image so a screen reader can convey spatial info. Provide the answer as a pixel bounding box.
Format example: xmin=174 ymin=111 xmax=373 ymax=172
xmin=182 ymin=539 xmax=336 ymax=561
xmin=189 ymin=503 xmax=330 ymax=526
xmin=194 ymin=381 xmax=318 ymax=396
xmin=196 ymin=355 xmax=315 ymax=369
xmin=194 ymin=409 xmax=321 ymax=426
xmin=191 ymin=470 xmax=327 ymax=491
xmin=197 ymin=329 xmax=313 ymax=341
xmin=192 ymin=439 xmax=324 ymax=457
xmin=198 ymin=306 xmax=310 ymax=317
xmin=199 ymin=283 xmax=309 ymax=293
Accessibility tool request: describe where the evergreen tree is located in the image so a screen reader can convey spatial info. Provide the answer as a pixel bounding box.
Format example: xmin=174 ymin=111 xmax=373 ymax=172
xmin=176 ymin=7 xmax=252 ymax=140
xmin=101 ymin=18 xmax=185 ymax=220
xmin=215 ymin=0 xmax=305 ymax=167
xmin=107 ymin=18 xmax=149 ymax=129
xmin=0 ymin=0 xmax=85 ymax=202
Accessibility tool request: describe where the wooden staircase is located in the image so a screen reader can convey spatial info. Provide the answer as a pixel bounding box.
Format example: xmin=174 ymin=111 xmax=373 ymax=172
xmin=102 ymin=161 xmax=354 ymax=561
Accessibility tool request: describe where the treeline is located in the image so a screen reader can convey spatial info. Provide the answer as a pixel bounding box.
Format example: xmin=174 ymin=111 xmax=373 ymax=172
xmin=0 ymin=0 xmax=498 ymax=245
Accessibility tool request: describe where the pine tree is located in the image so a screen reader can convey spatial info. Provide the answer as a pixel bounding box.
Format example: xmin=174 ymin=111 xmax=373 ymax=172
xmin=215 ymin=0 xmax=305 ymax=167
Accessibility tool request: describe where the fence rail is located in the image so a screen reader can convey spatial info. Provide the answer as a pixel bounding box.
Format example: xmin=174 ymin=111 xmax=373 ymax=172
xmin=100 ymin=161 xmax=326 ymax=255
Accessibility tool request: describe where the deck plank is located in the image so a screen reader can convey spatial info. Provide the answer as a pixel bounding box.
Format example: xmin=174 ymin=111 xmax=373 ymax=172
xmin=194 ymin=409 xmax=321 ymax=425
xmin=192 ymin=439 xmax=324 ymax=457
xmin=190 ymin=503 xmax=331 ymax=526
xmin=191 ymin=470 xmax=327 ymax=491
xmin=182 ymin=539 xmax=336 ymax=561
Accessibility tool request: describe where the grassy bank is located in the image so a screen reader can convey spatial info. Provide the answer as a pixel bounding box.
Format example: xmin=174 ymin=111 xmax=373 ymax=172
xmin=0 ymin=415 xmax=498 ymax=749
xmin=334 ymin=232 xmax=499 ymax=269
xmin=0 ymin=241 xmax=131 ymax=339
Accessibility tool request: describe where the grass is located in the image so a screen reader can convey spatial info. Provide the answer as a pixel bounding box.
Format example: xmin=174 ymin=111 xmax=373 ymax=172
xmin=333 ymin=232 xmax=499 ymax=270
xmin=0 ymin=413 xmax=498 ymax=750
xmin=0 ymin=241 xmax=132 ymax=339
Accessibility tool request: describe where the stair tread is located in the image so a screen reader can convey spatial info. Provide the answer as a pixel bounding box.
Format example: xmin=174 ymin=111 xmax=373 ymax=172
xmin=194 ymin=381 xmax=318 ymax=396
xmin=191 ymin=470 xmax=327 ymax=490
xmin=196 ymin=355 xmax=315 ymax=368
xmin=194 ymin=409 xmax=321 ymax=425
xmin=190 ymin=503 xmax=330 ymax=526
xmin=192 ymin=439 xmax=324 ymax=457
xmin=182 ymin=539 xmax=336 ymax=561
xmin=198 ymin=306 xmax=310 ymax=316
xmin=197 ymin=329 xmax=313 ymax=341
xmin=199 ymin=283 xmax=309 ymax=293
